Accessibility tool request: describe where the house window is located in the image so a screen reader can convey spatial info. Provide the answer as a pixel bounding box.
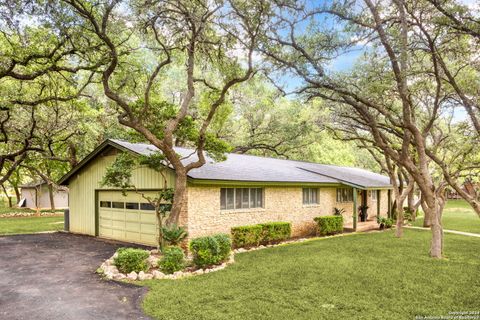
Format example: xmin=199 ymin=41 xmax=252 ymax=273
xmin=220 ymin=188 xmax=264 ymax=210
xmin=336 ymin=188 xmax=353 ymax=203
xmin=303 ymin=188 xmax=319 ymax=205
xmin=371 ymin=190 xmax=378 ymax=201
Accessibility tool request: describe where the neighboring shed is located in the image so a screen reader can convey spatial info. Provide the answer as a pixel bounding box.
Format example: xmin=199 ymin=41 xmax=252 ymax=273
xmin=18 ymin=182 xmax=69 ymax=210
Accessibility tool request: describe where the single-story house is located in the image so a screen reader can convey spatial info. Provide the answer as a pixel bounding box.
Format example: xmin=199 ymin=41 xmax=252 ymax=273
xmin=18 ymin=181 xmax=69 ymax=210
xmin=58 ymin=139 xmax=393 ymax=246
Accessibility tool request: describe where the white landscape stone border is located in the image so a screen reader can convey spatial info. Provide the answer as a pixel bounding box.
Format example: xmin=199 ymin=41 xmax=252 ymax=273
xmin=99 ymin=249 xmax=235 ymax=281
xmin=0 ymin=211 xmax=63 ymax=218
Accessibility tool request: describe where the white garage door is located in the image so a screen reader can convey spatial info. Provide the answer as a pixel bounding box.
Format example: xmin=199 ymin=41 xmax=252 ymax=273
xmin=98 ymin=191 xmax=158 ymax=246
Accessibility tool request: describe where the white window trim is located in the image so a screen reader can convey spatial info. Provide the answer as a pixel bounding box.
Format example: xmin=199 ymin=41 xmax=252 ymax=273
xmin=220 ymin=187 xmax=264 ymax=211
xmin=336 ymin=188 xmax=353 ymax=203
xmin=302 ymin=187 xmax=320 ymax=205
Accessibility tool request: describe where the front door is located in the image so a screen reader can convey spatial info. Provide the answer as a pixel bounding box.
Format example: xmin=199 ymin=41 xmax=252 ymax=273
xmin=359 ymin=190 xmax=368 ymax=222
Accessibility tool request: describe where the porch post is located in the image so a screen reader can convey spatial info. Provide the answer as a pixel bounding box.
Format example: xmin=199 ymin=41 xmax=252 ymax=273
xmin=387 ymin=189 xmax=392 ymax=219
xmin=353 ymin=187 xmax=357 ymax=231
xmin=377 ymin=190 xmax=381 ymax=218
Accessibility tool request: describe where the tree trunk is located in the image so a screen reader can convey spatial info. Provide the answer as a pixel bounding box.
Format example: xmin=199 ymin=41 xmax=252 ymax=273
xmin=48 ymin=184 xmax=56 ymax=212
xmin=428 ymin=198 xmax=445 ymax=258
xmin=395 ymin=200 xmax=404 ymax=237
xmin=407 ymin=187 xmax=416 ymax=221
xmin=166 ymin=170 xmax=187 ymax=226
xmin=422 ymin=201 xmax=432 ymax=227
xmin=13 ymin=185 xmax=20 ymax=206
xmin=392 ymin=200 xmax=397 ymax=220
xmin=156 ymin=209 xmax=165 ymax=252
xmin=421 ymin=192 xmax=445 ymax=259
xmin=1 ymin=184 xmax=12 ymax=207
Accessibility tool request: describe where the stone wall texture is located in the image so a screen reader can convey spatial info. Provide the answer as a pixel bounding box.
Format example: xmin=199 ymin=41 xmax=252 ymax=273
xmin=186 ymin=186 xmax=390 ymax=239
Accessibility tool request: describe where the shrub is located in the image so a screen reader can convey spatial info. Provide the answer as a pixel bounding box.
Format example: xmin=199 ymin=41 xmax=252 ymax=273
xmin=162 ymin=224 xmax=188 ymax=246
xmin=377 ymin=217 xmax=394 ymax=229
xmin=189 ymin=234 xmax=231 ymax=268
xmin=159 ymin=246 xmax=185 ymax=274
xmin=314 ymin=215 xmax=344 ymax=236
xmin=385 ymin=218 xmax=394 ymax=228
xmin=114 ymin=247 xmax=150 ymax=273
xmin=231 ymin=225 xmax=263 ymax=248
xmin=231 ymin=222 xmax=292 ymax=248
xmin=259 ymin=222 xmax=291 ymax=244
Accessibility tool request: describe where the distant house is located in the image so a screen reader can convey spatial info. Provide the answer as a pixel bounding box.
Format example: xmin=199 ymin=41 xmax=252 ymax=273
xmin=446 ymin=180 xmax=479 ymax=200
xmin=58 ymin=139 xmax=393 ymax=246
xmin=18 ymin=182 xmax=69 ymax=210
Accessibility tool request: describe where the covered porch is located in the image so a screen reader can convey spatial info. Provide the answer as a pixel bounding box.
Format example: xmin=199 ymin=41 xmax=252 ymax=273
xmin=343 ymin=187 xmax=393 ymax=232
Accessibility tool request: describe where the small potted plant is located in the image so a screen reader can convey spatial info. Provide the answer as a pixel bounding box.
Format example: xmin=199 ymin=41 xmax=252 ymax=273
xmin=377 ymin=216 xmax=393 ymax=229
xmin=358 ymin=205 xmax=369 ymax=222
xmin=377 ymin=216 xmax=386 ymax=229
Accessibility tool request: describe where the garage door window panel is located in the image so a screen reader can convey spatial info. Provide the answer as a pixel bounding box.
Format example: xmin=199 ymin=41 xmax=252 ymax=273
xmin=126 ymin=202 xmax=139 ymax=210
xmin=100 ymin=201 xmax=111 ymax=208
xmin=112 ymin=202 xmax=125 ymax=209
xmin=140 ymin=203 xmax=155 ymax=211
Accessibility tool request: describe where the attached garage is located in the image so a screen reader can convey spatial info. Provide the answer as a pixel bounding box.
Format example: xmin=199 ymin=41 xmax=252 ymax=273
xmin=97 ymin=191 xmax=159 ymax=246
xmin=58 ymin=140 xmax=177 ymax=245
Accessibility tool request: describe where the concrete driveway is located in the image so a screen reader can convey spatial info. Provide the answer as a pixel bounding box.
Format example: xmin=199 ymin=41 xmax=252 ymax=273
xmin=0 ymin=232 xmax=151 ymax=320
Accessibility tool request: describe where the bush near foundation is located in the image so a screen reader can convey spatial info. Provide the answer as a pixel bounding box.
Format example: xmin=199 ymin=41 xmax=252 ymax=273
xmin=231 ymin=225 xmax=263 ymax=248
xmin=259 ymin=222 xmax=291 ymax=244
xmin=314 ymin=216 xmax=344 ymax=236
xmin=231 ymin=222 xmax=292 ymax=248
xmin=159 ymin=246 xmax=185 ymax=274
xmin=114 ymin=247 xmax=150 ymax=273
xmin=189 ymin=234 xmax=231 ymax=268
xmin=377 ymin=217 xmax=394 ymax=229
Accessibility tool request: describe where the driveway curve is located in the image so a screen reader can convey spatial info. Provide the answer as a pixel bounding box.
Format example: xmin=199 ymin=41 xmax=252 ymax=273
xmin=0 ymin=232 xmax=150 ymax=320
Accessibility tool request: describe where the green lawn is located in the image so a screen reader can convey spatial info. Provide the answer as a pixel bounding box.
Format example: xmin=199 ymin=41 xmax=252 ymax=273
xmin=141 ymin=230 xmax=480 ymax=320
xmin=0 ymin=216 xmax=64 ymax=235
xmin=413 ymin=200 xmax=480 ymax=234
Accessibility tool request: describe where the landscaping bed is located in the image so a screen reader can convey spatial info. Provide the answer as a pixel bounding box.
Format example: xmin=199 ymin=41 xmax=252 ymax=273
xmin=98 ymin=233 xmax=236 ymax=281
xmin=99 ymin=248 xmax=235 ymax=281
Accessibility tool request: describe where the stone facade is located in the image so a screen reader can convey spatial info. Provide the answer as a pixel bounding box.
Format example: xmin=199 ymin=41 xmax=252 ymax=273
xmin=186 ymin=185 xmax=390 ymax=239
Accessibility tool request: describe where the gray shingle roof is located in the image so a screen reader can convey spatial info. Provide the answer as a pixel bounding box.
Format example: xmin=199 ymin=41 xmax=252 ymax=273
xmin=110 ymin=139 xmax=391 ymax=189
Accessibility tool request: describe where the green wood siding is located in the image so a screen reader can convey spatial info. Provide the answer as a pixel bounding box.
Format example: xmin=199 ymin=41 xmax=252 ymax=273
xmin=68 ymin=154 xmax=176 ymax=236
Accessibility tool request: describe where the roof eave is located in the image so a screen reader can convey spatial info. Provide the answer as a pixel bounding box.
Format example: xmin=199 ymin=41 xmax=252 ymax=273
xmin=57 ymin=139 xmax=143 ymax=185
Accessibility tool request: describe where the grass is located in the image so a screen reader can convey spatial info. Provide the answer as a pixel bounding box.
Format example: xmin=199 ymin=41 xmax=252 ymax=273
xmin=141 ymin=230 xmax=480 ymax=320
xmin=413 ymin=200 xmax=480 ymax=234
xmin=0 ymin=216 xmax=64 ymax=235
